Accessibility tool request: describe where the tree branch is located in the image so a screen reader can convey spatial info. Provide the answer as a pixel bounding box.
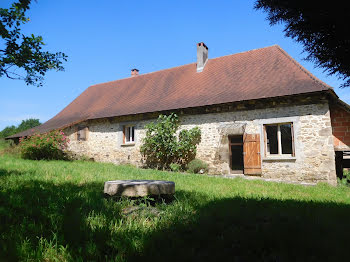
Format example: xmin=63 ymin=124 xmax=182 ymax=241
xmin=0 ymin=68 xmax=24 ymax=80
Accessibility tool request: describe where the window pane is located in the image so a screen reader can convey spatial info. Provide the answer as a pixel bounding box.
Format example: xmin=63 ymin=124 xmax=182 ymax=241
xmin=266 ymin=125 xmax=278 ymax=154
xmin=125 ymin=127 xmax=130 ymax=142
xmin=131 ymin=127 xmax=135 ymax=142
xmin=281 ymin=124 xmax=293 ymax=154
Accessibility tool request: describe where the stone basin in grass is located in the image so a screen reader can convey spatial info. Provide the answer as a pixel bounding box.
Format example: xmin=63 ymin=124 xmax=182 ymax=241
xmin=104 ymin=180 xmax=175 ymax=197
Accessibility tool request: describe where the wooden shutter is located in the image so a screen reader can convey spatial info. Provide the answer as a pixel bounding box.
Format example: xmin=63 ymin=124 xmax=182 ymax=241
xmin=80 ymin=127 xmax=86 ymax=141
xmin=243 ymin=134 xmax=262 ymax=175
xmin=84 ymin=127 xmax=89 ymax=141
xmin=77 ymin=126 xmax=87 ymax=141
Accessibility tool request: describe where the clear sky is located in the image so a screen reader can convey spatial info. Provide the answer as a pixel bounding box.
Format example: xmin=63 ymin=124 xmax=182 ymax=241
xmin=0 ymin=0 xmax=348 ymax=130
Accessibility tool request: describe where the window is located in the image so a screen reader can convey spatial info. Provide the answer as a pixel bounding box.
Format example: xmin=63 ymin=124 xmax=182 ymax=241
xmin=77 ymin=126 xmax=88 ymax=141
xmin=264 ymin=123 xmax=294 ymax=156
xmin=123 ymin=125 xmax=135 ymax=144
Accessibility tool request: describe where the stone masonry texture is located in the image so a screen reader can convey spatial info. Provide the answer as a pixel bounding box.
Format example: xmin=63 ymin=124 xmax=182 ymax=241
xmin=65 ymin=101 xmax=337 ymax=185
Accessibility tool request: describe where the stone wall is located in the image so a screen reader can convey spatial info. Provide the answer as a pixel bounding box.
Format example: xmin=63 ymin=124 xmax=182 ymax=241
xmin=64 ymin=101 xmax=337 ymax=185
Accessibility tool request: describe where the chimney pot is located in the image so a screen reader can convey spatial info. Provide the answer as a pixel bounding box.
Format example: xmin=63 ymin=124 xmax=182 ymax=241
xmin=131 ymin=68 xmax=139 ymax=77
xmin=196 ymin=42 xmax=208 ymax=72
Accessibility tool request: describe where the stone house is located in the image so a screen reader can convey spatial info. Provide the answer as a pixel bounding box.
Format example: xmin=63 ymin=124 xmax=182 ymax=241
xmin=10 ymin=43 xmax=350 ymax=185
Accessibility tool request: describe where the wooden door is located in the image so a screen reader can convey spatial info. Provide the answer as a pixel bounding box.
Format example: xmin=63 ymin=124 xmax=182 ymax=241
xmin=243 ymin=134 xmax=262 ymax=175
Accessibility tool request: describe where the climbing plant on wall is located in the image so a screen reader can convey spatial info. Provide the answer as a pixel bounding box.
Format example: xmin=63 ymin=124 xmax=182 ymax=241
xmin=140 ymin=113 xmax=201 ymax=170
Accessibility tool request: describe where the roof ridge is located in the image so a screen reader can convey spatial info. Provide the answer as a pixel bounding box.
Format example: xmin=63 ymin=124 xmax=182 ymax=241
xmin=274 ymin=45 xmax=332 ymax=90
xmin=208 ymin=44 xmax=279 ymax=61
xmin=90 ymin=61 xmax=196 ymax=88
xmin=90 ymin=45 xmax=280 ymax=88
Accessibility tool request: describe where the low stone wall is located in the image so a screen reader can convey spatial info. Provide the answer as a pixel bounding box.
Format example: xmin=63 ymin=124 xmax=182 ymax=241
xmin=65 ymin=101 xmax=337 ymax=185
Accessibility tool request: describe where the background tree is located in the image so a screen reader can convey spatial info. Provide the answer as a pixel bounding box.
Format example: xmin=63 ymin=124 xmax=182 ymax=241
xmin=0 ymin=118 xmax=41 ymax=138
xmin=0 ymin=125 xmax=17 ymax=138
xmin=16 ymin=118 xmax=40 ymax=133
xmin=0 ymin=0 xmax=67 ymax=87
xmin=255 ymin=0 xmax=350 ymax=87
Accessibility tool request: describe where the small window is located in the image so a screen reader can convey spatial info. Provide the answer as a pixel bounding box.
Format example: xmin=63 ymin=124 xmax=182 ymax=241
xmin=123 ymin=125 xmax=135 ymax=144
xmin=77 ymin=126 xmax=88 ymax=141
xmin=264 ymin=123 xmax=294 ymax=156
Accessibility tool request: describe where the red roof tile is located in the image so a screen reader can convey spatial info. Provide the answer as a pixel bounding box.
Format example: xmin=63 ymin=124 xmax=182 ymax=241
xmin=8 ymin=45 xmax=331 ymax=138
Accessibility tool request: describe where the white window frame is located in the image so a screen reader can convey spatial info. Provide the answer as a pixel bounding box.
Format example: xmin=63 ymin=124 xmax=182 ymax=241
xmin=123 ymin=125 xmax=135 ymax=144
xmin=264 ymin=122 xmax=294 ymax=157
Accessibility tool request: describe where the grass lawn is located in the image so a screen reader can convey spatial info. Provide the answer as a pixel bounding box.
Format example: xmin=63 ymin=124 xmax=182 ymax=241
xmin=1 ymin=144 xmax=350 ymax=261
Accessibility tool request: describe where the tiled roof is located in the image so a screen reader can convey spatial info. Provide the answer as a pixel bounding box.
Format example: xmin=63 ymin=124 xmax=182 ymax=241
xmin=8 ymin=45 xmax=332 ymax=138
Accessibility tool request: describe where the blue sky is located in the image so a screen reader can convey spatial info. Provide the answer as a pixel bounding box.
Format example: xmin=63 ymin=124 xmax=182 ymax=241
xmin=0 ymin=0 xmax=348 ymax=130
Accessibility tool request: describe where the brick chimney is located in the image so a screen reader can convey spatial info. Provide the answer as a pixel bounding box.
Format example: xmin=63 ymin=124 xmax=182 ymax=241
xmin=131 ymin=68 xmax=139 ymax=77
xmin=197 ymin=42 xmax=208 ymax=72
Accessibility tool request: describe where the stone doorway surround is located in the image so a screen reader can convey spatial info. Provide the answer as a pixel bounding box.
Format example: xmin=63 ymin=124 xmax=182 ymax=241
xmin=216 ymin=123 xmax=247 ymax=175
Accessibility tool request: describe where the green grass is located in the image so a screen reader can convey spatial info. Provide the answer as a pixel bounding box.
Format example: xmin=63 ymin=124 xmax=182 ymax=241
xmin=1 ymin=152 xmax=350 ymax=261
xmin=0 ymin=139 xmax=10 ymax=151
xmin=0 ymin=139 xmax=19 ymax=157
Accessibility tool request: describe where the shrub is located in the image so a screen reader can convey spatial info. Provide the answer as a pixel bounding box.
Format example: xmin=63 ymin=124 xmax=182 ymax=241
xmin=169 ymin=163 xmax=181 ymax=172
xmin=338 ymin=169 xmax=350 ymax=186
xmin=187 ymin=159 xmax=208 ymax=174
xmin=0 ymin=139 xmax=20 ymax=157
xmin=0 ymin=139 xmax=10 ymax=151
xmin=140 ymin=113 xmax=201 ymax=170
xmin=19 ymin=130 xmax=70 ymax=160
xmin=0 ymin=118 xmax=41 ymax=139
xmin=177 ymin=128 xmax=201 ymax=166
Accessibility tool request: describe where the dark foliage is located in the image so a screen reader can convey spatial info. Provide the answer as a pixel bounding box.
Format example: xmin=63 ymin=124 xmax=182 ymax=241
xmin=0 ymin=0 xmax=67 ymax=86
xmin=255 ymin=0 xmax=350 ymax=87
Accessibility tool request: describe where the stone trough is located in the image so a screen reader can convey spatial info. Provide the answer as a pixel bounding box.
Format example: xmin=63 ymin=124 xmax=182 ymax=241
xmin=104 ymin=180 xmax=175 ymax=197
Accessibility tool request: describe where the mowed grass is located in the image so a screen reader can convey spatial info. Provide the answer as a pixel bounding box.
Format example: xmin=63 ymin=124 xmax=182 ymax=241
xmin=1 ymin=149 xmax=350 ymax=261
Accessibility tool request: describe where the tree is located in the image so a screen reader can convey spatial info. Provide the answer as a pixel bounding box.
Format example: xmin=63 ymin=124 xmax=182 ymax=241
xmin=0 ymin=0 xmax=67 ymax=87
xmin=0 ymin=125 xmax=17 ymax=138
xmin=0 ymin=118 xmax=41 ymax=138
xmin=140 ymin=113 xmax=201 ymax=170
xmin=16 ymin=118 xmax=41 ymax=133
xmin=255 ymin=0 xmax=350 ymax=87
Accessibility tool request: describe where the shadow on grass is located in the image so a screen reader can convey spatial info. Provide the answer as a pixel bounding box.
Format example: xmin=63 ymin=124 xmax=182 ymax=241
xmin=0 ymin=170 xmax=349 ymax=261
xmin=132 ymin=195 xmax=350 ymax=262
xmin=0 ymin=178 xmax=119 ymax=261
xmin=0 ymin=168 xmax=29 ymax=177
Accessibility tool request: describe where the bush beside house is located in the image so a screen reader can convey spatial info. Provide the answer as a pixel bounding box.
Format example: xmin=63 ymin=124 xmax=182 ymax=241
xmin=140 ymin=113 xmax=202 ymax=171
xmin=19 ymin=130 xmax=70 ymax=160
